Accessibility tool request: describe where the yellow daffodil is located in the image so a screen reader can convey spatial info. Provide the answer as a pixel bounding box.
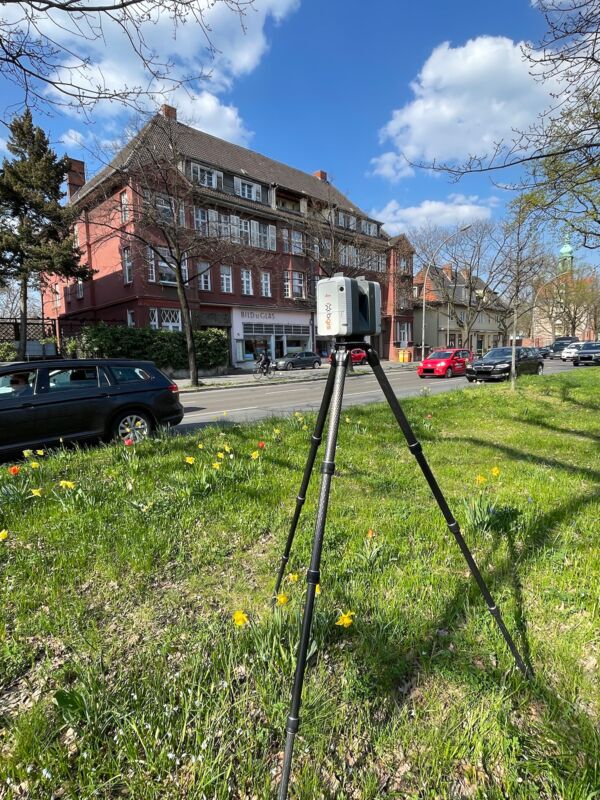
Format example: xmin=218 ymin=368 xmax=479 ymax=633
xmin=250 ymin=450 xmax=260 ymax=460
xmin=302 ymin=424 xmax=308 ymax=431
xmin=197 ymin=443 xmax=204 ymax=449
xmin=294 ymin=412 xmax=302 ymax=418
xmin=185 ymin=456 xmax=196 ymax=465
xmin=276 ymin=593 xmax=289 ymax=606
xmin=30 ymin=461 xmax=40 ymax=469
xmin=491 ymin=466 xmax=501 ymax=478
xmin=59 ymin=480 xmax=75 ymax=489
xmin=232 ymin=610 xmax=248 ymax=627
xmin=222 ymin=411 xmax=228 ymax=416
xmin=212 ymin=462 xmax=221 ymax=470
xmin=315 ymin=584 xmax=321 ymax=596
xmin=30 ymin=488 xmax=42 ymax=497
xmin=36 ymin=450 xmax=44 ymax=456
xmin=335 ymin=611 xmax=355 ymax=628
xmin=217 ymin=452 xmax=225 ymax=459
xmin=0 ymin=530 xmax=8 ymax=541
xmin=23 ymin=449 xmax=33 ymax=458
xmin=475 ymin=474 xmax=487 ymax=485
xmin=273 ymin=428 xmax=281 ymax=435
xmin=224 ymin=443 xmax=232 ymax=453
xmin=287 ymin=573 xmax=299 ymax=583
xmin=345 ymin=416 xmax=351 ymax=424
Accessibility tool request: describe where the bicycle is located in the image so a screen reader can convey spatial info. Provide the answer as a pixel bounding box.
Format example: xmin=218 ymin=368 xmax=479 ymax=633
xmin=253 ymin=363 xmax=274 ymax=380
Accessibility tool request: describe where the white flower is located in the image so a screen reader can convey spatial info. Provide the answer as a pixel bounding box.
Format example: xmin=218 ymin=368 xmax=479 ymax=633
xmin=42 ymin=768 xmax=51 ymax=779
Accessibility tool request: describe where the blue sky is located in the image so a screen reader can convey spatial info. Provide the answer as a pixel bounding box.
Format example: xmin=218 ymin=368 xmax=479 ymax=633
xmin=1 ymin=0 xmax=560 ymax=241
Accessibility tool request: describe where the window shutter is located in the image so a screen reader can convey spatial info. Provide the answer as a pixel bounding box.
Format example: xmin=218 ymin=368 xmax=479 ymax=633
xmin=255 ymin=185 xmax=262 ymax=203
xmin=234 ymin=176 xmax=242 ymax=196
xmin=250 ymin=220 xmax=259 ymax=247
xmin=147 ymin=247 xmax=156 ymax=282
xmin=228 ymin=215 xmax=239 ymax=242
xmin=268 ymin=224 xmax=276 ymax=251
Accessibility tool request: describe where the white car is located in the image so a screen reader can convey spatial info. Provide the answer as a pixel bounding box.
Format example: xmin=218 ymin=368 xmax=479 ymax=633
xmin=561 ymin=342 xmax=583 ymax=361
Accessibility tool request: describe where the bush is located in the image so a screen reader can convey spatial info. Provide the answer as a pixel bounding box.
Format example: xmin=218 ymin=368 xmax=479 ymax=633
xmin=73 ymin=324 xmax=229 ymax=371
xmin=0 ymin=342 xmax=17 ymax=361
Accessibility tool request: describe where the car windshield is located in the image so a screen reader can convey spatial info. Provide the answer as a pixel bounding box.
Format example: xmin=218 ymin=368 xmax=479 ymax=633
xmin=428 ymin=351 xmax=453 ymax=359
xmin=581 ymin=342 xmax=600 ymax=350
xmin=481 ymin=348 xmax=512 ymax=361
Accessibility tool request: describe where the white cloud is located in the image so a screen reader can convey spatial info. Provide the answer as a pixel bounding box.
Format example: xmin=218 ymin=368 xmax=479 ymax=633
xmin=372 ymin=194 xmax=497 ymax=235
xmin=60 ymin=129 xmax=86 ymax=149
xmin=172 ymin=89 xmax=252 ymax=144
xmin=372 ymin=36 xmax=557 ymax=182
xmin=0 ymin=137 xmax=8 ymax=157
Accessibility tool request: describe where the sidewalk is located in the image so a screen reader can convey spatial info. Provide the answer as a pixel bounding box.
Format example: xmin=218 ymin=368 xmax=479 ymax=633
xmin=176 ymin=359 xmax=418 ymax=393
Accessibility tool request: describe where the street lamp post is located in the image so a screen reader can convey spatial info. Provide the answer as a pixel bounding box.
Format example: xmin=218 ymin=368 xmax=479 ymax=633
xmin=420 ymin=224 xmax=471 ymax=361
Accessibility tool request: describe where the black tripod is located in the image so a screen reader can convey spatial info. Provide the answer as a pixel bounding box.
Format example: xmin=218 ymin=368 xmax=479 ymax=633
xmin=274 ymin=338 xmax=531 ymax=800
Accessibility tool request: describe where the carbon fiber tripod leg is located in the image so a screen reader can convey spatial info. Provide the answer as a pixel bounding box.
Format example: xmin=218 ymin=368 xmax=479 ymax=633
xmin=366 ymin=347 xmax=531 ymax=678
xmin=272 ymin=359 xmax=338 ymax=601
xmin=278 ymin=348 xmax=350 ymax=800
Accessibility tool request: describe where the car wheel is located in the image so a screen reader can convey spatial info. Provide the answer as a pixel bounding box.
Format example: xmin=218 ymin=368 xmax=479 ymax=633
xmin=466 ymin=377 xmax=475 ymax=383
xmin=537 ymin=364 xmax=544 ymax=375
xmin=286 ymin=362 xmax=293 ymax=371
xmin=313 ymin=361 xmax=320 ymax=368
xmin=111 ymin=410 xmax=152 ymax=443
xmin=444 ymin=367 xmax=453 ymax=379
xmin=361 ymin=358 xmax=368 ymax=365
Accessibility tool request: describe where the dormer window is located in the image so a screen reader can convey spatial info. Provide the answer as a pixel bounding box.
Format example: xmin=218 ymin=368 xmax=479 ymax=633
xmin=190 ymin=162 xmax=217 ymax=188
xmin=234 ymin=177 xmax=262 ymax=202
xmin=360 ymin=219 xmax=378 ymax=236
xmin=338 ymin=211 xmax=356 ymax=231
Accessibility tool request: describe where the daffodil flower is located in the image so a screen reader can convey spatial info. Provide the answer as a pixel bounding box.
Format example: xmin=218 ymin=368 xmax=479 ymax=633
xmin=302 ymin=425 xmax=308 ymax=431
xmin=36 ymin=450 xmax=44 ymax=456
xmin=197 ymin=443 xmax=204 ymax=449
xmin=287 ymin=573 xmax=299 ymax=583
xmin=345 ymin=417 xmax=351 ymax=424
xmin=185 ymin=456 xmax=196 ymax=465
xmin=0 ymin=530 xmax=8 ymax=541
xmin=335 ymin=611 xmax=355 ymax=628
xmin=491 ymin=466 xmax=500 ymax=477
xmin=276 ymin=593 xmax=289 ymax=606
xmin=59 ymin=480 xmax=75 ymax=489
xmin=250 ymin=450 xmax=260 ymax=460
xmin=273 ymin=428 xmax=281 ymax=435
xmin=232 ymin=610 xmax=248 ymax=627
xmin=23 ymin=449 xmax=33 ymax=458
xmin=224 ymin=443 xmax=232 ymax=453
xmin=30 ymin=488 xmax=42 ymax=497
xmin=212 ymin=462 xmax=221 ymax=470
xmin=30 ymin=461 xmax=40 ymax=469
xmin=475 ymin=474 xmax=486 ymax=485
xmin=315 ymin=584 xmax=321 ymax=596
xmin=217 ymin=452 xmax=225 ymax=459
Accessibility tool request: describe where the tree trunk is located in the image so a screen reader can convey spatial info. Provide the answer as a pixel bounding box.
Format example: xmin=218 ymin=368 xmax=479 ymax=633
xmin=17 ymin=274 xmax=28 ymax=360
xmin=510 ymin=304 xmax=517 ymax=392
xmin=175 ymin=270 xmax=198 ymax=386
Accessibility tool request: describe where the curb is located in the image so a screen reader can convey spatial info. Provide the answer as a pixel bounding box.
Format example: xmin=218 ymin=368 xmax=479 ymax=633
xmin=178 ymin=363 xmax=419 ymax=393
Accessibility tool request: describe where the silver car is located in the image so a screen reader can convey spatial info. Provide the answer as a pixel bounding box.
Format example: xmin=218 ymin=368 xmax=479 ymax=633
xmin=561 ymin=342 xmax=583 ymax=361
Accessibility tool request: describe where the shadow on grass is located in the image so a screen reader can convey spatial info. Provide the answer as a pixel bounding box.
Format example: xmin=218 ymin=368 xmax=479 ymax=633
xmin=515 ymin=415 xmax=600 ymax=445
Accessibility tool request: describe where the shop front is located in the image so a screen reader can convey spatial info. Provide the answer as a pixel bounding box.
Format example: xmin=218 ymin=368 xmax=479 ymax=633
xmin=231 ymin=308 xmax=313 ymax=368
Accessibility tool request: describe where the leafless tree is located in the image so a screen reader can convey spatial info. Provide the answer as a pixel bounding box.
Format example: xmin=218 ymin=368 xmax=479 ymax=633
xmin=88 ymin=113 xmax=272 ymax=385
xmin=1 ymin=0 xmax=252 ymax=113
xmin=0 ymin=278 xmax=40 ymax=316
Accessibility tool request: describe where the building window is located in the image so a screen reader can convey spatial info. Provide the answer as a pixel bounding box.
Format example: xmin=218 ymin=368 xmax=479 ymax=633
xmin=76 ymin=279 xmax=84 ymax=299
xmin=291 ymin=230 xmax=303 ymax=255
xmin=148 ymin=248 xmax=188 ymax=285
xmin=147 ymin=246 xmax=156 ymax=282
xmin=127 ymin=309 xmax=135 ymax=328
xmin=65 ymin=283 xmax=71 ymax=303
xmin=194 ymin=206 xmax=207 ymax=233
xmin=53 ymin=286 xmax=60 ymax=310
xmin=198 ymin=263 xmax=211 ymax=291
xmin=283 ymin=271 xmax=291 ymax=298
xmin=122 ymin=247 xmax=133 ymax=284
xmin=338 ymin=211 xmax=356 ymax=231
xmin=219 ymin=212 xmax=230 ymax=239
xmin=282 ymin=229 xmax=289 ymax=254
xmin=260 ymin=271 xmax=271 ymax=297
xmin=119 ymin=190 xmax=129 ymax=223
xmin=149 ymin=308 xmax=158 ymax=330
xmin=241 ymin=269 xmax=253 ymax=295
xmin=234 ymin=177 xmax=262 ymax=202
xmin=160 ymin=308 xmax=182 ymax=332
xmin=396 ymin=321 xmax=412 ymax=346
xmin=240 ymin=219 xmax=251 ymax=245
xmin=220 ymin=265 xmax=233 ymax=293
xmin=361 ymin=219 xmax=377 ymax=236
xmin=292 ymin=271 xmax=305 ymax=299
xmin=190 ymin=162 xmax=216 ymax=188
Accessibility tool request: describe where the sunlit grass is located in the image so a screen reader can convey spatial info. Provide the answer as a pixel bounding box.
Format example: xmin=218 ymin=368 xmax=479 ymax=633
xmin=0 ymin=371 xmax=599 ymax=798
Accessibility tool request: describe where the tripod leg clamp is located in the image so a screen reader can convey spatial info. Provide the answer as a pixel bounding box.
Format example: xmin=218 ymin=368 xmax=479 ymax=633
xmin=285 ymin=715 xmax=299 ymax=734
xmin=321 ymin=460 xmax=335 ymax=475
xmin=408 ymin=442 xmax=423 ymax=455
xmin=306 ymin=569 xmax=320 ymax=585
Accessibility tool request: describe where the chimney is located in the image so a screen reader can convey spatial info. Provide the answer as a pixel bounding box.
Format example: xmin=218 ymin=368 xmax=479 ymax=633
xmin=66 ymin=158 xmax=86 ymax=199
xmin=313 ymin=170 xmax=328 ymax=182
xmin=161 ymin=104 xmax=177 ymax=121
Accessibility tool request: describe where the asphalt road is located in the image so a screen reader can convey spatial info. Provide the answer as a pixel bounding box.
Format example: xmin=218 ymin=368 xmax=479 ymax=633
xmin=178 ymin=359 xmax=574 ymax=431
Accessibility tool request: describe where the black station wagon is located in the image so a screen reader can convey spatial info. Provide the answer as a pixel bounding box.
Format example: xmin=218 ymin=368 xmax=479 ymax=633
xmin=0 ymin=359 xmax=184 ymax=456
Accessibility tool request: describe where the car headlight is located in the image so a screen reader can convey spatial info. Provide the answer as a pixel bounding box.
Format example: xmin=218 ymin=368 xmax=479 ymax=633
xmin=494 ymin=362 xmax=510 ymax=369
xmin=466 ymin=364 xmax=474 ymax=370
xmin=437 ymin=361 xmax=446 ymax=367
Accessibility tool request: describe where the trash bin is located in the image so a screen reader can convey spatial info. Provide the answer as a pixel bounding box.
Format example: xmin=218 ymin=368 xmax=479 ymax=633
xmin=398 ymin=349 xmax=411 ymax=363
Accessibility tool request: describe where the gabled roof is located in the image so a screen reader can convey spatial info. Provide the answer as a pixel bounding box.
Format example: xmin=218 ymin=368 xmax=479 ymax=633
xmin=71 ymin=114 xmax=369 ymax=217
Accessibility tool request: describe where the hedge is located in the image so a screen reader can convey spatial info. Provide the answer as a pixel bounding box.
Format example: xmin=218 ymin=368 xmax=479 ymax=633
xmin=69 ymin=323 xmax=229 ymax=371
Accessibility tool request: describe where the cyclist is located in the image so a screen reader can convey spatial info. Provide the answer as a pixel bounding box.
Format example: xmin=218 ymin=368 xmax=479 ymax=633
xmin=257 ymin=351 xmax=271 ymax=376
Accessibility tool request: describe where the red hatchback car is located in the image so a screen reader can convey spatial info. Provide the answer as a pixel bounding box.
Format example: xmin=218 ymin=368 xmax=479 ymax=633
xmin=417 ymin=348 xmax=472 ymax=379
xmin=328 ymin=348 xmax=368 ymax=366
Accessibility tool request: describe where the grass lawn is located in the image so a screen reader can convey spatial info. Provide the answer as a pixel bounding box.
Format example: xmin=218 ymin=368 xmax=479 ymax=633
xmin=0 ymin=370 xmax=599 ymax=799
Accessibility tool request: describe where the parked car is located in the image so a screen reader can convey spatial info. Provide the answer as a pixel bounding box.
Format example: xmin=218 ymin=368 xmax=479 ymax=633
xmin=328 ymin=348 xmax=368 ymax=366
xmin=573 ymin=341 xmax=600 ymax=366
xmin=274 ymin=351 xmax=322 ymax=370
xmin=466 ymin=347 xmax=544 ymax=382
xmin=537 ymin=346 xmax=552 ymax=359
xmin=561 ymin=342 xmax=584 ymax=361
xmin=417 ymin=348 xmax=472 ymax=379
xmin=0 ymin=359 xmax=183 ymax=456
xmin=549 ymin=337 xmax=579 ymax=358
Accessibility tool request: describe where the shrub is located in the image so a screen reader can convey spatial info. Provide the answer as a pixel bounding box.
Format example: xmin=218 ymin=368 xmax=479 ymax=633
xmin=0 ymin=341 xmax=17 ymax=361
xmin=73 ymin=323 xmax=228 ymax=370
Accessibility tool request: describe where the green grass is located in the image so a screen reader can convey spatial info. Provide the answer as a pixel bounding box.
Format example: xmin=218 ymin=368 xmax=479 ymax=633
xmin=0 ymin=371 xmax=599 ymax=799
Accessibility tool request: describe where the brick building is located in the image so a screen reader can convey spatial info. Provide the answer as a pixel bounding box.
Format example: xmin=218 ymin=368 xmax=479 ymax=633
xmin=43 ymin=106 xmax=413 ymax=367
